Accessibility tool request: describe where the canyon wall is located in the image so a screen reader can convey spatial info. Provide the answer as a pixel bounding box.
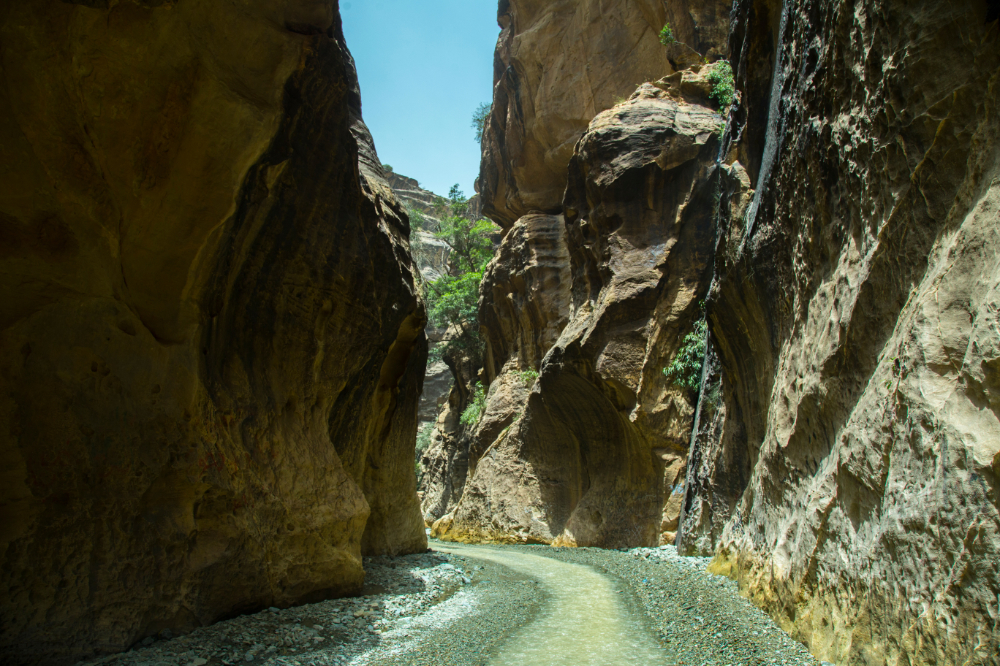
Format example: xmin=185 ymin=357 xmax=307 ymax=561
xmin=677 ymin=1 xmax=1000 ymax=665
xmin=480 ymin=0 xmax=730 ymax=227
xmin=425 ymin=0 xmax=731 ymax=548
xmin=436 ymin=71 xmax=725 ymax=547
xmin=0 ymin=2 xmax=426 ymax=664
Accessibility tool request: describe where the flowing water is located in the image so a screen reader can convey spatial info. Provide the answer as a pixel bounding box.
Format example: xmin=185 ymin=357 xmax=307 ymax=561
xmin=435 ymin=543 xmax=668 ymax=665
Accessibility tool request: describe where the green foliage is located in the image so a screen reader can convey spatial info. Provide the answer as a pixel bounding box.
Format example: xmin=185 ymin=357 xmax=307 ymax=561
xmin=382 ymin=164 xmax=393 ymax=173
xmin=707 ymin=60 xmax=735 ymax=109
xmin=424 ymin=184 xmax=497 ymax=362
xmin=514 ymin=368 xmax=539 ymax=386
xmin=663 ymin=319 xmax=707 ymax=394
xmin=460 ymin=383 xmax=487 ymax=426
xmin=414 ymin=425 xmax=433 ymax=481
xmin=407 ymin=206 xmax=427 ymax=231
xmin=472 ymin=102 xmax=492 ymax=144
xmin=658 ymin=23 xmax=677 ymax=45
xmin=415 ymin=425 xmax=433 ymax=456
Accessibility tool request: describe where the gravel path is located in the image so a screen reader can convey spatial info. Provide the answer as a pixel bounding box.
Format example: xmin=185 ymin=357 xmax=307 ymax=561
xmin=77 ymin=540 xmax=822 ymax=666
xmin=522 ymin=544 xmax=822 ymax=666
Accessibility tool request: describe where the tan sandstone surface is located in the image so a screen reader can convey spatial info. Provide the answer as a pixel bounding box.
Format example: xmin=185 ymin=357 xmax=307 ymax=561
xmin=479 ymin=0 xmax=731 ymax=227
xmin=434 ymin=68 xmax=728 ymax=547
xmin=678 ymin=1 xmax=1000 ymax=664
xmin=0 ymin=2 xmax=426 ymax=664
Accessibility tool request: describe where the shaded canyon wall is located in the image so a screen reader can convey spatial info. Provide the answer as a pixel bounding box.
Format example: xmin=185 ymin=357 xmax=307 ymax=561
xmin=0 ymin=2 xmax=426 ymax=664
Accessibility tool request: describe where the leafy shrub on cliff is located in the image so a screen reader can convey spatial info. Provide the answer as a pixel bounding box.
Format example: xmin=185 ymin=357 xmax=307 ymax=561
xmin=472 ymin=102 xmax=492 ymax=144
xmin=664 ymin=319 xmax=707 ymax=394
xmin=515 ymin=368 xmax=539 ymax=386
xmin=407 ymin=206 xmax=427 ymax=231
xmin=658 ymin=23 xmax=677 ymax=45
xmin=424 ymin=185 xmax=497 ymax=362
xmin=708 ymin=61 xmax=735 ymax=109
xmin=460 ymin=383 xmax=487 ymax=426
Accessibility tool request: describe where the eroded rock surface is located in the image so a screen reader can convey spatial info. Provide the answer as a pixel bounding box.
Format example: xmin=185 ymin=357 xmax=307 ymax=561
xmin=678 ymin=1 xmax=1000 ymax=664
xmin=479 ymin=0 xmax=731 ymax=227
xmin=436 ymin=69 xmax=726 ymax=547
xmin=0 ymin=3 xmax=425 ymax=664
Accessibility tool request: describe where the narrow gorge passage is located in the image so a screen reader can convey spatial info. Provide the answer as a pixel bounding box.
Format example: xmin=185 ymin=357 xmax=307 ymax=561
xmin=434 ymin=543 xmax=667 ymax=665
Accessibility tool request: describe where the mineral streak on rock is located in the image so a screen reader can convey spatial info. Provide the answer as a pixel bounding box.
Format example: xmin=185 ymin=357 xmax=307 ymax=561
xmin=435 ymin=68 xmax=726 ymax=548
xmin=0 ymin=2 xmax=426 ymax=664
xmin=678 ymin=1 xmax=1000 ymax=664
xmin=479 ymin=0 xmax=731 ymax=228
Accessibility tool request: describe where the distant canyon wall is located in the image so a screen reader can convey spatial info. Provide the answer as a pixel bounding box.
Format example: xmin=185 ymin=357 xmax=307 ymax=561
xmin=0 ymin=2 xmax=426 ymax=664
xmin=678 ymin=1 xmax=1000 ymax=665
xmin=425 ymin=0 xmax=732 ymax=546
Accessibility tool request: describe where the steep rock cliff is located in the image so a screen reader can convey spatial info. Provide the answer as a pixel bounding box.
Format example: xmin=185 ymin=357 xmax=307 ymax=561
xmin=436 ymin=69 xmax=726 ymax=547
xmin=479 ymin=0 xmax=731 ymax=227
xmin=679 ymin=1 xmax=1000 ymax=664
xmin=0 ymin=2 xmax=426 ymax=664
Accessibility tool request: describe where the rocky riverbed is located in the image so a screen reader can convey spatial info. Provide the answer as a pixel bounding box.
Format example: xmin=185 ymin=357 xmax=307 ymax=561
xmin=77 ymin=541 xmax=821 ymax=666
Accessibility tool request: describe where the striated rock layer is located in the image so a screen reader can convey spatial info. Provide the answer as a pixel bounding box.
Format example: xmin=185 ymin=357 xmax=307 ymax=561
xmin=0 ymin=2 xmax=426 ymax=665
xmin=679 ymin=1 xmax=1000 ymax=664
xmin=436 ymin=69 xmax=727 ymax=547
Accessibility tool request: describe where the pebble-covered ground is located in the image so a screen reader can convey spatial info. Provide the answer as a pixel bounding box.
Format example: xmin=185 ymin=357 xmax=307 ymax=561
xmin=75 ymin=549 xmax=543 ymax=666
xmin=77 ymin=540 xmax=826 ymax=666
xmin=525 ymin=544 xmax=822 ymax=666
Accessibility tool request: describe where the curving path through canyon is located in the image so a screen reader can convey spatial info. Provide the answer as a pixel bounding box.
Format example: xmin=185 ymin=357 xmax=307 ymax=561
xmin=79 ymin=541 xmax=823 ymax=666
xmin=433 ymin=542 xmax=667 ymax=665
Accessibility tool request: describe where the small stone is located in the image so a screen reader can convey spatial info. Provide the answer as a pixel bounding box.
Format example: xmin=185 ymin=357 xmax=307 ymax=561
xmin=189 ymin=659 xmax=208 ymax=666
xmin=245 ymin=652 xmax=254 ymax=662
xmin=141 ymin=637 xmax=155 ymax=646
xmin=268 ymin=607 xmax=280 ymax=613
xmin=312 ymin=624 xmax=324 ymax=631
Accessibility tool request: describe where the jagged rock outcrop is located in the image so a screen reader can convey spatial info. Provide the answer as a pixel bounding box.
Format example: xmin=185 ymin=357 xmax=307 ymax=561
xmin=678 ymin=1 xmax=1000 ymax=664
xmin=436 ymin=68 xmax=726 ymax=547
xmin=0 ymin=3 xmax=425 ymax=664
xmin=479 ymin=0 xmax=730 ymax=227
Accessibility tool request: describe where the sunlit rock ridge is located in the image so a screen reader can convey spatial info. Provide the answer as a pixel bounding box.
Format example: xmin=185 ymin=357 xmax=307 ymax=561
xmin=424 ymin=0 xmax=1000 ymax=664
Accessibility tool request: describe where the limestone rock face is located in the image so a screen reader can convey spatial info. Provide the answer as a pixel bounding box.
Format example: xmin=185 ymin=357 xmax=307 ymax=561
xmin=678 ymin=1 xmax=1000 ymax=664
xmin=0 ymin=3 xmax=426 ymax=664
xmin=438 ymin=74 xmax=724 ymax=547
xmin=479 ymin=0 xmax=731 ymax=227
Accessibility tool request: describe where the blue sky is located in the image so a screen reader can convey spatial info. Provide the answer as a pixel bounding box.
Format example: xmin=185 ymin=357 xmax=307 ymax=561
xmin=341 ymin=1 xmax=499 ymax=199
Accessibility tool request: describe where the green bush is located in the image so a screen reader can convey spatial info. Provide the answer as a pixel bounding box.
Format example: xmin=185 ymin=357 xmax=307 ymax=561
xmin=407 ymin=206 xmax=427 ymax=231
xmin=514 ymin=368 xmax=539 ymax=386
xmin=658 ymin=23 xmax=677 ymax=45
xmin=460 ymin=383 xmax=487 ymax=426
xmin=471 ymin=102 xmax=492 ymax=144
xmin=415 ymin=425 xmax=433 ymax=455
xmin=707 ymin=60 xmax=735 ymax=109
xmin=382 ymin=163 xmax=393 ymax=173
xmin=424 ymin=185 xmax=497 ymax=363
xmin=663 ymin=319 xmax=707 ymax=394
